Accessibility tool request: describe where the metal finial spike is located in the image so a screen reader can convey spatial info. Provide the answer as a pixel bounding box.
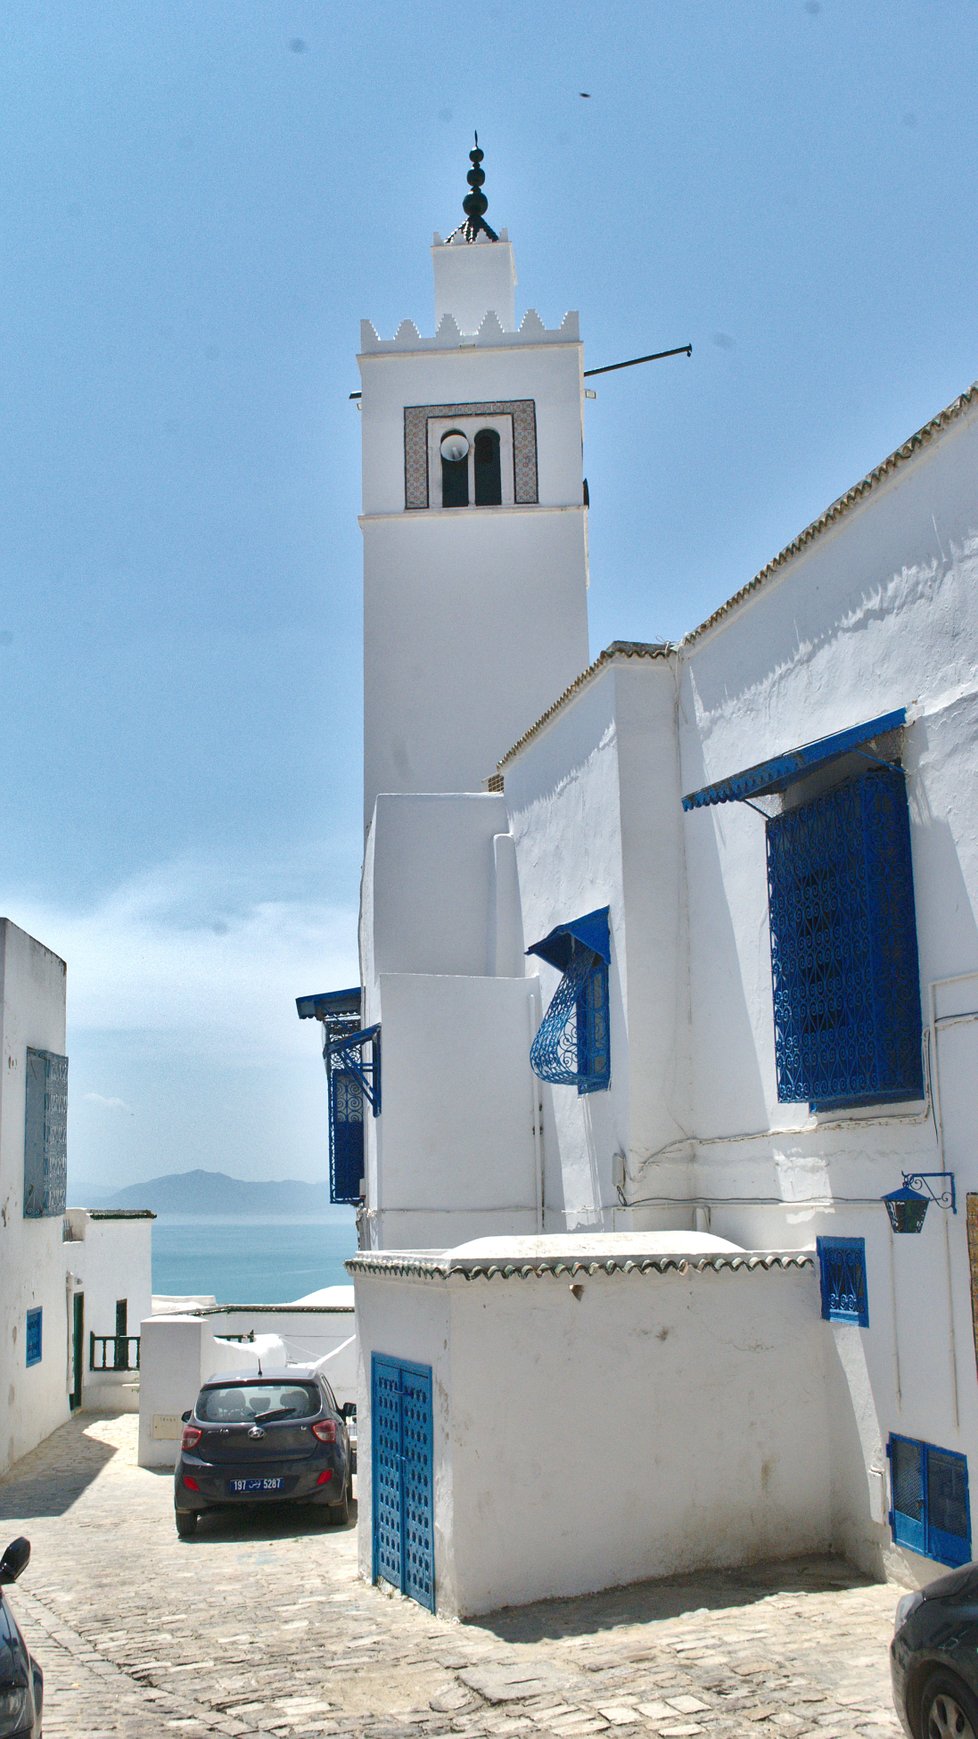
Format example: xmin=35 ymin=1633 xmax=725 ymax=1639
xmin=460 ymin=132 xmax=495 ymax=237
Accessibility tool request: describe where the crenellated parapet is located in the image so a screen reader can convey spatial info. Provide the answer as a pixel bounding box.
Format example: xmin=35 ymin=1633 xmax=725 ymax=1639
xmin=359 ymin=306 xmax=581 ymax=354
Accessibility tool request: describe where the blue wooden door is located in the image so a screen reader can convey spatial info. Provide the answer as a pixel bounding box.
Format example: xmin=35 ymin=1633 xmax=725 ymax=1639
xmin=371 ymin=1354 xmax=434 ymax=1611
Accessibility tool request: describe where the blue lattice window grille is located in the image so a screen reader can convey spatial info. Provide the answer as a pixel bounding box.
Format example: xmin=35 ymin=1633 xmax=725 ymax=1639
xmin=25 ymin=1308 xmax=42 ymax=1367
xmin=766 ymin=766 xmax=922 ymax=1110
xmin=527 ymin=907 xmax=611 ymax=1095
xmin=295 ymin=989 xmax=379 ymax=1206
xmin=24 ymin=1047 xmax=68 ymax=1218
xmin=325 ymin=1024 xmax=379 ymax=1207
xmin=816 ymin=1236 xmax=868 ymax=1326
xmin=889 ymin=1435 xmax=971 ymax=1567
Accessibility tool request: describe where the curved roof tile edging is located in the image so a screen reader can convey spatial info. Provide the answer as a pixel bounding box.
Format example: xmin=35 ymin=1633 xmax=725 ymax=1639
xmin=496 ymin=641 xmax=673 ymax=771
xmin=346 ymin=1250 xmax=813 ymax=1283
xmin=682 ymin=381 xmax=978 ymax=645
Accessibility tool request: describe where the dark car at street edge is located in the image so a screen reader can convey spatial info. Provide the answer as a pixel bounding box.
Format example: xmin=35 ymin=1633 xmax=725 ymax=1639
xmin=0 ymin=1537 xmax=42 ymax=1739
xmin=174 ymin=1364 xmax=353 ymax=1536
xmin=891 ymin=1559 xmax=978 ymax=1738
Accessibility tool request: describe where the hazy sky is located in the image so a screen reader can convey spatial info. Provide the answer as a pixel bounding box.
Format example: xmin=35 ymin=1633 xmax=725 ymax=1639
xmin=3 ymin=1 xmax=977 ymax=1192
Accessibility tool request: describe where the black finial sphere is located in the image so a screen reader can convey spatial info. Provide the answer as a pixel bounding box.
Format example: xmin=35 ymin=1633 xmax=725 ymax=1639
xmin=462 ymin=188 xmax=489 ymax=218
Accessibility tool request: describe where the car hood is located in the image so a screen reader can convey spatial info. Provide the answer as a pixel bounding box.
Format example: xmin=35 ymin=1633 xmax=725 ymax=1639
xmin=919 ymin=1562 xmax=978 ymax=1604
xmin=0 ymin=1594 xmax=30 ymax=1686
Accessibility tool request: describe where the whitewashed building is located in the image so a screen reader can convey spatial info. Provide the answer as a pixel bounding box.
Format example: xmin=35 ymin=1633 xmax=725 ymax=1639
xmin=0 ymin=917 xmax=154 ymax=1474
xmin=302 ymin=144 xmax=978 ymax=1616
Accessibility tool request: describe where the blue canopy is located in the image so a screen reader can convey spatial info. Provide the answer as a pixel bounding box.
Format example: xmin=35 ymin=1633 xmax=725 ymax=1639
xmin=526 ymin=906 xmax=611 ymax=972
xmin=296 ymin=987 xmax=362 ymax=1021
xmin=681 ymin=708 xmax=906 ymax=811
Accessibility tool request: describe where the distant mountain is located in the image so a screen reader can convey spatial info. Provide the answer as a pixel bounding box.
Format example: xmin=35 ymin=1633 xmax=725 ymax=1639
xmin=93 ymin=1169 xmax=335 ymax=1216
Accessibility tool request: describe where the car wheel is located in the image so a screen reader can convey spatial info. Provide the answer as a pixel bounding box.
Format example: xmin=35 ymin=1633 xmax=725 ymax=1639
xmin=920 ymin=1669 xmax=978 ymax=1739
xmin=174 ymin=1509 xmax=197 ymax=1539
xmin=328 ymin=1485 xmax=350 ymax=1526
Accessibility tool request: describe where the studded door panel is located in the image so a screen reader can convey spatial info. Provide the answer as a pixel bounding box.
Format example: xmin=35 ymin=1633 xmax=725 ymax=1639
xmin=371 ymin=1354 xmax=435 ymax=1612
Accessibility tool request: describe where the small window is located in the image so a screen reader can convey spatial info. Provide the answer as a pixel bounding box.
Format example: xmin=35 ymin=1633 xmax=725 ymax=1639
xmin=527 ymin=908 xmax=611 ymax=1095
xmin=440 ymin=430 xmax=469 ymax=507
xmin=767 ymin=766 xmax=922 ymax=1109
xmin=817 ymin=1236 xmax=868 ymax=1326
xmin=26 ymin=1308 xmax=42 ymax=1367
xmin=473 ymin=428 xmax=502 ymax=504
xmin=889 ymin=1435 xmax=971 ymax=1567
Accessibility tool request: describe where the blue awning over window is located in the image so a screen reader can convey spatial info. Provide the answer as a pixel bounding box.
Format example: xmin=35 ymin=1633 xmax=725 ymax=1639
xmin=681 ymin=708 xmax=906 ymax=811
xmin=296 ymin=987 xmax=362 ymax=1021
xmin=527 ymin=906 xmax=611 ymax=972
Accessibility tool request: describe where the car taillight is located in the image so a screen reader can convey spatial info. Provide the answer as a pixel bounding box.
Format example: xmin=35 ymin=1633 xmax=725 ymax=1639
xmin=182 ymin=1475 xmax=200 ymax=1491
xmin=311 ymin=1420 xmax=337 ymax=1444
xmin=315 ymin=1469 xmax=334 ymax=1486
xmin=182 ymin=1425 xmax=202 ymax=1450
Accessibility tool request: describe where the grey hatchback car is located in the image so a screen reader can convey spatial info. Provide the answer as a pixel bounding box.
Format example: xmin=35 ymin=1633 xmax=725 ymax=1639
xmin=174 ymin=1365 xmax=353 ymax=1536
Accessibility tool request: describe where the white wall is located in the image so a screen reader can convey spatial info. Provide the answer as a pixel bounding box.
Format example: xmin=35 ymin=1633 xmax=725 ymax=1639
xmin=431 ymin=234 xmax=516 ymax=335
xmin=62 ymin=1210 xmax=155 ymax=1411
xmin=363 ymin=793 xmax=509 ymax=984
xmin=504 ymin=656 xmax=691 ymax=1230
xmin=365 ymin=971 xmax=541 ymax=1249
xmin=137 ymin=1304 xmax=358 ymax=1468
xmin=362 ymin=509 xmax=589 ymax=816
xmin=138 ymin=1317 xmax=288 ymax=1469
xmin=0 ymin=920 xmax=71 ymax=1475
xmin=354 ymin=1259 xmax=835 ymax=1617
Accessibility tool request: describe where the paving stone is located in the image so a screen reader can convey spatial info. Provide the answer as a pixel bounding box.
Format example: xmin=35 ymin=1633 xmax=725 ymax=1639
xmin=0 ymin=1412 xmax=904 ymax=1739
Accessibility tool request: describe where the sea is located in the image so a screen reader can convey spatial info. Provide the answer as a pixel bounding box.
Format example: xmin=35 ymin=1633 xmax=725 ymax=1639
xmin=152 ymin=1213 xmax=358 ymax=1304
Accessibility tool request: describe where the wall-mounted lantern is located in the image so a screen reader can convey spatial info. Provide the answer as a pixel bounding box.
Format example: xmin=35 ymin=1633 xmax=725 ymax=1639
xmin=883 ymin=1171 xmax=957 ymax=1234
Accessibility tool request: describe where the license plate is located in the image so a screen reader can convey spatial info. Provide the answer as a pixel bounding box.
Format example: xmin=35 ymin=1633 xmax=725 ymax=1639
xmin=227 ymin=1476 xmax=284 ymax=1494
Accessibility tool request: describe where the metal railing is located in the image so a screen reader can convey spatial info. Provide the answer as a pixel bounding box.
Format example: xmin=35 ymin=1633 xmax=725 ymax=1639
xmin=89 ymin=1333 xmax=141 ymax=1373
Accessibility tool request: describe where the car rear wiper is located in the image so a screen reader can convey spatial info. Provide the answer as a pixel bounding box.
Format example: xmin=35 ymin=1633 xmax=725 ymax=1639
xmin=252 ymin=1408 xmax=294 ymax=1423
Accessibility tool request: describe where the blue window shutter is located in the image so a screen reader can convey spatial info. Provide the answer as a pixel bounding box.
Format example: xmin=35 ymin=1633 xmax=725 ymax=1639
xmin=890 ymin=1436 xmax=926 ymax=1554
xmin=24 ymin=1049 xmax=68 ymax=1219
xmin=25 ymin=1308 xmax=42 ymax=1367
xmin=816 ymin=1237 xmax=869 ymax=1326
xmin=329 ymin=1069 xmax=365 ymax=1206
xmin=529 ymin=940 xmax=611 ymax=1093
xmin=767 ymin=767 xmax=922 ymax=1109
xmin=889 ymin=1436 xmax=971 ymax=1567
xmin=926 ymin=1447 xmax=971 ymax=1567
xmin=24 ymin=1050 xmax=47 ymax=1218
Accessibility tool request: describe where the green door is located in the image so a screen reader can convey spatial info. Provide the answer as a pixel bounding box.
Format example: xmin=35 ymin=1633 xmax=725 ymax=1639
xmin=70 ymin=1292 xmax=84 ymax=1410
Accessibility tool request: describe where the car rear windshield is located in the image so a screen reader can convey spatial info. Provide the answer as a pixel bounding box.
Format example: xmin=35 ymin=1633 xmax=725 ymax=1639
xmin=196 ymin=1382 xmax=320 ymax=1424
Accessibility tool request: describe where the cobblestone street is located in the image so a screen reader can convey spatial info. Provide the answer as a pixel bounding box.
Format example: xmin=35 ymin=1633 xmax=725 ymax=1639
xmin=0 ymin=1414 xmax=902 ymax=1739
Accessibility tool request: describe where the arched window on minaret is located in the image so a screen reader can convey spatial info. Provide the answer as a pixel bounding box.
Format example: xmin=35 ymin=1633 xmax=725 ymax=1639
xmin=440 ymin=431 xmax=470 ymax=507
xmin=473 ymin=428 xmax=502 ymax=505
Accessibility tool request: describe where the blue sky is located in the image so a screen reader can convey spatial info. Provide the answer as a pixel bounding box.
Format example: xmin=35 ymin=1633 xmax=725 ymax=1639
xmin=3 ymin=1 xmax=977 ymax=1191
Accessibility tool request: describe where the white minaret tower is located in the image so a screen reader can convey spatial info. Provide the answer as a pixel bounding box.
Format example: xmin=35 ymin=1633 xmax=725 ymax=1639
xmin=359 ymin=139 xmax=591 ymax=823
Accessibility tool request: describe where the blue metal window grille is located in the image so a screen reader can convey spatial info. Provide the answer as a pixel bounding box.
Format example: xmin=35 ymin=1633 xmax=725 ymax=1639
xmin=889 ymin=1435 xmax=971 ymax=1567
xmin=24 ymin=1048 xmax=68 ymax=1219
xmin=371 ymin=1354 xmax=435 ymax=1612
xmin=766 ymin=766 xmax=922 ymax=1109
xmin=816 ymin=1237 xmax=868 ymax=1326
xmin=328 ymin=1069 xmax=365 ymax=1206
xmin=296 ymin=990 xmax=378 ymax=1206
xmin=527 ymin=907 xmax=611 ymax=1095
xmin=25 ymin=1308 xmax=42 ymax=1367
